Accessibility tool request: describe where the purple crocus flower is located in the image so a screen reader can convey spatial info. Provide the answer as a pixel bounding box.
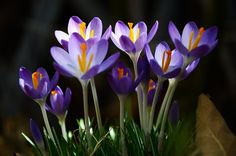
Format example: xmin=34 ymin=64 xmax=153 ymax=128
xmin=108 ymin=62 xmax=141 ymax=95
xmin=46 ymin=86 xmax=71 ymax=120
xmin=111 ymin=20 xmax=158 ymax=60
xmin=137 ymin=54 xmax=150 ymax=83
xmin=180 ymin=58 xmax=200 ymax=80
xmin=19 ymin=67 xmax=59 ymax=102
xmin=168 ymin=21 xmax=218 ymax=58
xmin=51 ymin=33 xmax=120 ymax=81
xmin=145 ymin=42 xmax=183 ymax=78
xmin=30 ymin=119 xmax=43 ymax=144
xmin=55 ymin=16 xmax=111 ymax=50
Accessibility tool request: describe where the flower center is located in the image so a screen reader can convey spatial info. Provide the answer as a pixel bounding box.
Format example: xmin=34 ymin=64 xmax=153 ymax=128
xmin=148 ymin=80 xmax=155 ymax=92
xmin=32 ymin=72 xmax=42 ymax=89
xmin=188 ymin=27 xmax=205 ymax=51
xmin=51 ymin=90 xmax=58 ymax=96
xmin=78 ymin=43 xmax=94 ymax=73
xmin=161 ymin=50 xmax=172 ymax=73
xmin=128 ymin=22 xmax=140 ymax=43
xmin=79 ymin=22 xmax=94 ymax=39
xmin=117 ymin=67 xmax=128 ymax=80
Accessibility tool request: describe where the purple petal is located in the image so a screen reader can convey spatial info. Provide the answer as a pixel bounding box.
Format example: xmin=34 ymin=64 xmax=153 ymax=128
xmin=145 ymin=44 xmax=154 ymax=61
xmin=37 ymin=78 xmax=49 ymax=97
xmin=115 ymin=21 xmax=129 ymax=37
xmin=150 ymin=59 xmax=163 ymax=76
xmin=68 ymin=16 xmax=82 ymax=35
xmin=30 ymin=119 xmax=43 ymax=143
xmin=189 ymin=45 xmax=210 ymax=58
xmin=204 ymin=39 xmax=218 ymax=56
xmin=19 ymin=67 xmax=32 ymax=85
xmin=64 ymin=88 xmax=72 ymax=110
xmin=168 ymin=21 xmax=181 ymax=43
xmin=169 ymin=49 xmax=183 ymax=68
xmin=174 ymin=39 xmax=189 ymax=56
xmin=50 ymin=46 xmax=76 ymax=76
xmin=182 ymin=22 xmax=199 ymax=48
xmin=68 ymin=33 xmax=86 ymax=63
xmin=53 ymin=62 xmax=73 ymax=77
xmin=98 ymin=52 xmax=120 ymax=74
xmin=119 ymin=35 xmax=136 ymax=53
xmin=50 ymin=71 xmax=59 ymax=90
xmin=154 ymin=41 xmax=170 ymax=66
xmin=111 ymin=32 xmax=123 ymax=50
xmin=86 ymin=17 xmax=102 ymax=39
xmin=162 ymin=68 xmax=181 ymax=78
xmin=81 ymin=65 xmax=99 ymax=80
xmin=54 ymin=30 xmax=69 ymax=45
xmin=199 ymin=26 xmax=218 ymax=45
xmin=181 ymin=58 xmax=200 ymax=80
xmin=61 ymin=40 xmax=69 ymax=51
xmin=24 ymin=85 xmax=40 ymax=99
xmin=90 ymin=39 xmax=108 ymax=65
xmin=147 ymin=20 xmax=159 ymax=43
xmin=102 ymin=25 xmax=112 ymax=40
xmin=135 ymin=33 xmax=147 ymax=52
xmin=134 ymin=22 xmax=147 ymax=34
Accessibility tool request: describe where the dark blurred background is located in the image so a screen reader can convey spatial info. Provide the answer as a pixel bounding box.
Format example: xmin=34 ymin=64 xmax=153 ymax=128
xmin=0 ymin=0 xmax=236 ymax=154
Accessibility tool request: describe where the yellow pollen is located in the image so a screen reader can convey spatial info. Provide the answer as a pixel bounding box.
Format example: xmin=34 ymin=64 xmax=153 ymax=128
xmin=188 ymin=27 xmax=205 ymax=51
xmin=51 ymin=90 xmax=57 ymax=96
xmin=148 ymin=80 xmax=155 ymax=92
xmin=128 ymin=22 xmax=140 ymax=43
xmin=32 ymin=72 xmax=42 ymax=89
xmin=117 ymin=68 xmax=125 ymax=80
xmin=78 ymin=43 xmax=94 ymax=73
xmin=90 ymin=30 xmax=94 ymax=38
xmin=79 ymin=22 xmax=86 ymax=39
xmin=162 ymin=50 xmax=172 ymax=73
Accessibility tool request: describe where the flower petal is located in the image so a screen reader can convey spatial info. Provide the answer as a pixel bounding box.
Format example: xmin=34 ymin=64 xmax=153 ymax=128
xmin=50 ymin=71 xmax=59 ymax=90
xmin=64 ymin=88 xmax=72 ymax=110
xmin=189 ymin=45 xmax=209 ymax=58
xmin=154 ymin=41 xmax=170 ymax=66
xmin=111 ymin=32 xmax=123 ymax=50
xmin=168 ymin=21 xmax=181 ymax=43
xmin=115 ymin=21 xmax=129 ymax=37
xmin=134 ymin=21 xmax=147 ymax=35
xmin=50 ymin=46 xmax=76 ymax=76
xmin=181 ymin=22 xmax=198 ymax=48
xmin=86 ymin=17 xmax=102 ymax=39
xmin=98 ymin=52 xmax=120 ymax=74
xmin=174 ymin=39 xmax=189 ymax=56
xmin=36 ymin=67 xmax=49 ymax=82
xmin=102 ymin=25 xmax=112 ymax=40
xmin=55 ymin=30 xmax=69 ymax=45
xmin=169 ymin=49 xmax=183 ymax=68
xmin=181 ymin=58 xmax=200 ymax=80
xmin=145 ymin=44 xmax=154 ymax=61
xmin=53 ymin=62 xmax=73 ymax=77
xmin=89 ymin=39 xmax=108 ymax=65
xmin=68 ymin=16 xmax=82 ymax=35
xmin=19 ymin=67 xmax=32 ymax=85
xmin=162 ymin=68 xmax=181 ymax=78
xmin=81 ymin=65 xmax=100 ymax=79
xmin=119 ymin=35 xmax=136 ymax=53
xmin=135 ymin=33 xmax=147 ymax=52
xmin=147 ymin=20 xmax=159 ymax=43
xmin=199 ymin=26 xmax=218 ymax=45
xmin=150 ymin=59 xmax=163 ymax=76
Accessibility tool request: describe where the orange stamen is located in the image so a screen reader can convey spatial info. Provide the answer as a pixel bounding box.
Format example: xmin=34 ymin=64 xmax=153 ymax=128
xmin=162 ymin=50 xmax=172 ymax=73
xmin=78 ymin=43 xmax=94 ymax=73
xmin=79 ymin=22 xmax=86 ymax=39
xmin=128 ymin=22 xmax=140 ymax=43
xmin=191 ymin=27 xmax=205 ymax=49
xmin=51 ymin=90 xmax=57 ymax=96
xmin=32 ymin=72 xmax=41 ymax=89
xmin=117 ymin=68 xmax=125 ymax=80
xmin=148 ymin=80 xmax=155 ymax=92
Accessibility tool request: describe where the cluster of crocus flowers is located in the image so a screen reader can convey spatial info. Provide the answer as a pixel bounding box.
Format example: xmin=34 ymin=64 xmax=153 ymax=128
xmin=19 ymin=16 xmax=218 ymax=155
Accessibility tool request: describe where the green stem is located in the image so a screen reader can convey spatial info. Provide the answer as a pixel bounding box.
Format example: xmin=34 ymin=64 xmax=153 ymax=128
xmin=40 ymin=105 xmax=55 ymax=144
xmin=148 ymin=78 xmax=164 ymax=133
xmin=90 ymin=78 xmax=103 ymax=135
xmin=118 ymin=95 xmax=127 ymax=156
xmin=155 ymin=79 xmax=172 ymax=129
xmin=82 ymin=83 xmax=92 ymax=152
xmin=158 ymin=78 xmax=178 ymax=152
xmin=59 ymin=119 xmax=67 ymax=141
xmin=141 ymin=84 xmax=148 ymax=135
xmin=132 ymin=58 xmax=143 ymax=128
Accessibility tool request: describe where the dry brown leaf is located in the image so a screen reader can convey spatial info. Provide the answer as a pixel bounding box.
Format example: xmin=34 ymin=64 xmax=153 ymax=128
xmin=196 ymin=94 xmax=236 ymax=156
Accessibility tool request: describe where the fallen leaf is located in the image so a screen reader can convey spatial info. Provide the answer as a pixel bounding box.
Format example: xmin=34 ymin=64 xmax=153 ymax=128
xmin=196 ymin=94 xmax=236 ymax=156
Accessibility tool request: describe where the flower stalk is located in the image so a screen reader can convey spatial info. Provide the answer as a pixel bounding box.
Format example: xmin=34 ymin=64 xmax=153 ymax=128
xmin=59 ymin=119 xmax=67 ymax=141
xmin=39 ymin=104 xmax=55 ymax=144
xmin=90 ymin=78 xmax=103 ymax=135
